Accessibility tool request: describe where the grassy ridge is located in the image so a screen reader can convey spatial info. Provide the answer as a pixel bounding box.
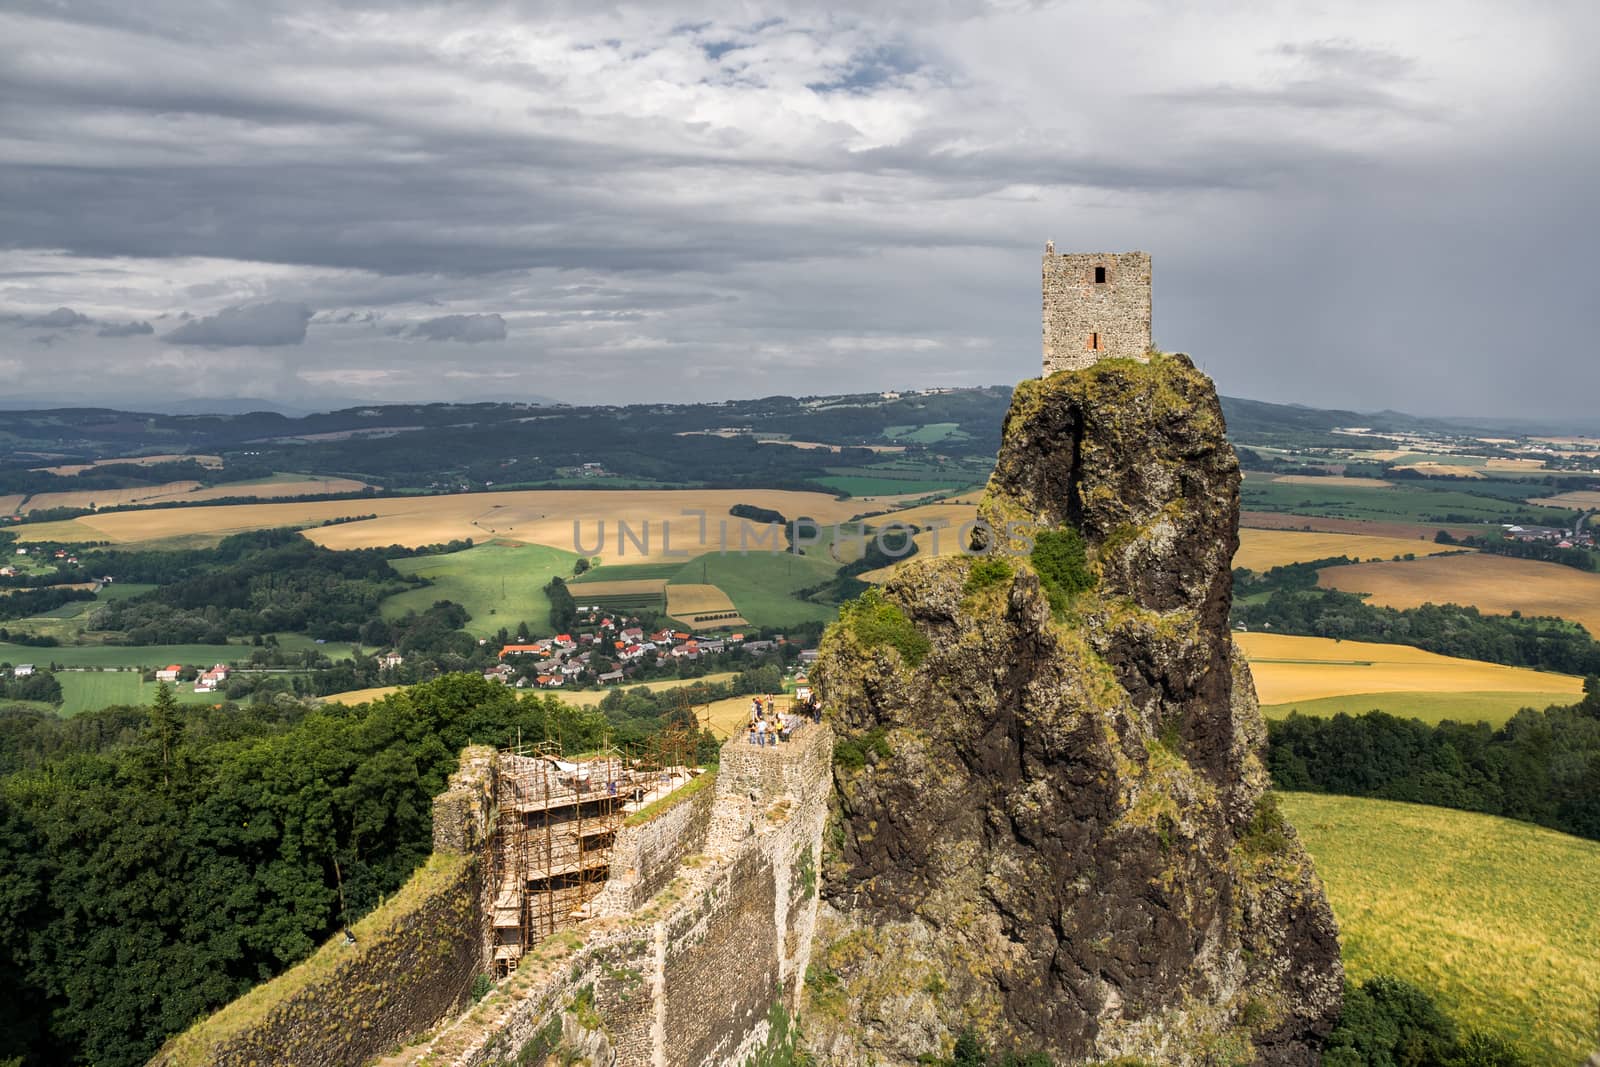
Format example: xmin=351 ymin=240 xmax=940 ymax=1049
xmin=1282 ymin=792 xmax=1600 ymax=1063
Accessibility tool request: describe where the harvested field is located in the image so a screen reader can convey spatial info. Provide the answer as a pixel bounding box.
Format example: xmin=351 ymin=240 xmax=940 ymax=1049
xmin=1528 ymin=489 xmax=1600 ymax=508
xmin=10 ymin=488 xmax=871 ymax=559
xmin=1239 ymin=511 xmax=1483 ymax=541
xmin=1393 ymin=461 xmax=1483 ymax=478
xmin=1282 ymin=793 xmax=1600 ymax=1063
xmin=1268 ymin=474 xmax=1394 ymax=488
xmin=1237 ymin=632 xmax=1582 ymax=706
xmin=559 ymin=672 xmax=740 ymax=708
xmin=1232 ymin=529 xmax=1469 ymax=571
xmin=1483 ymin=457 xmax=1547 ymax=472
xmin=20 ymin=481 xmax=203 ymax=512
xmin=12 ymin=475 xmax=369 ymax=513
xmin=665 ymin=584 xmax=745 ymax=627
xmin=319 ymin=685 xmax=401 ymax=706
xmin=0 ymin=494 xmax=24 ymax=517
xmin=37 ymin=453 xmax=224 ymax=475
xmin=1317 ymin=553 xmax=1600 ymax=637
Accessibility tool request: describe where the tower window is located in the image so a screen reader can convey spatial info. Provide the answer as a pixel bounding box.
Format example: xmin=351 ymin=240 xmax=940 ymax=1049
xmin=1088 ymin=332 xmax=1101 ymax=351
xmin=1094 ymin=266 xmax=1107 ymax=284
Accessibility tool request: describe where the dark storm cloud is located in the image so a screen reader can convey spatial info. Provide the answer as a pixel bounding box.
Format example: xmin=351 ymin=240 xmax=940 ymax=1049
xmin=409 ymin=313 xmax=508 ymax=343
xmin=163 ymin=302 xmax=312 ymax=347
xmin=0 ymin=0 xmax=1593 ymax=417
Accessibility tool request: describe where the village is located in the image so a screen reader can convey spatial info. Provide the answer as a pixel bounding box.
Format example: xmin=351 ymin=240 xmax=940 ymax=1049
xmin=477 ymin=603 xmax=818 ymax=693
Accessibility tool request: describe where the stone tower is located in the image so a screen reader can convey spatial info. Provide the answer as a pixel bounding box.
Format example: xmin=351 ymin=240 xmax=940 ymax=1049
xmin=1041 ymin=242 xmax=1152 ymax=375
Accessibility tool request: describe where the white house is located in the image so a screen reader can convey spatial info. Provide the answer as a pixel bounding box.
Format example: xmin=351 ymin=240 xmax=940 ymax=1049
xmin=13 ymin=664 xmax=35 ymax=677
xmin=156 ymin=664 xmax=182 ymax=682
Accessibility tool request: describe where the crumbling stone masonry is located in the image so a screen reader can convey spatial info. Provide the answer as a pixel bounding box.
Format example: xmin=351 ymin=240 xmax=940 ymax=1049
xmin=1041 ymin=243 xmax=1152 ymax=374
xmin=386 ymin=724 xmax=834 ymax=1067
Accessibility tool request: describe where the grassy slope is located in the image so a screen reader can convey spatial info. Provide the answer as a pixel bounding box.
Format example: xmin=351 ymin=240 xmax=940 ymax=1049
xmin=1283 ymin=793 xmax=1600 ymax=1063
xmin=383 ymin=542 xmax=579 ymax=637
xmin=0 ymin=633 xmax=349 ymax=670
xmin=669 ymin=551 xmax=841 ymax=628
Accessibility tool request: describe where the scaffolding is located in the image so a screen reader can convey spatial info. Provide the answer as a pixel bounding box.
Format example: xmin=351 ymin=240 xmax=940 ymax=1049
xmin=488 ymin=726 xmax=698 ymax=974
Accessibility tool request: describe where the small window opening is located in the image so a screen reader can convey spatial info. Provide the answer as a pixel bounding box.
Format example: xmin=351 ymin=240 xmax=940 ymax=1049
xmin=1094 ymin=266 xmax=1107 ymax=284
xmin=1089 ymin=332 xmax=1101 ymax=351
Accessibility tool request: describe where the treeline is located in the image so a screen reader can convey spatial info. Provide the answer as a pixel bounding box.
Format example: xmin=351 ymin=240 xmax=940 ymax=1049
xmin=0 ymin=457 xmax=277 ymax=497
xmin=0 ymin=586 xmax=96 ymax=621
xmin=92 ymin=529 xmax=421 ymax=643
xmin=0 ymin=670 xmax=62 ymax=705
xmin=1452 ymin=532 xmax=1599 ymax=572
xmin=1267 ymin=697 xmax=1600 ymax=842
xmin=1233 ymin=560 xmax=1600 ymax=676
xmin=0 ymin=676 xmax=632 ymax=1067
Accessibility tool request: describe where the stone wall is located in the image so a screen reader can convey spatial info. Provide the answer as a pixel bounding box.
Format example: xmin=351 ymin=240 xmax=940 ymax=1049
xmin=391 ymin=724 xmax=834 ymax=1067
xmin=591 ymin=769 xmax=718 ymax=915
xmin=1042 ymin=247 xmax=1152 ymax=374
xmin=148 ymin=749 xmax=498 ymax=1067
xmin=149 ymin=854 xmax=484 ymax=1067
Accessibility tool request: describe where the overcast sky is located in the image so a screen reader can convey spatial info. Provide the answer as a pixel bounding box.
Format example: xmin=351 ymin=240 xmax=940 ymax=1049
xmin=1 ymin=0 xmax=1595 ymax=418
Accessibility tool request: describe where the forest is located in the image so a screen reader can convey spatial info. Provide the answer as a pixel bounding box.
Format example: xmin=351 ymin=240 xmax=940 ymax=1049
xmin=0 ymin=674 xmax=710 ymax=1067
xmin=1266 ymin=693 xmax=1600 ymax=842
xmin=1233 ymin=559 xmax=1600 ymax=676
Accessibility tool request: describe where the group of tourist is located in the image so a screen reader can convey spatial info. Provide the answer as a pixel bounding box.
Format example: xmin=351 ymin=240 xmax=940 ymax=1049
xmin=746 ymin=693 xmax=821 ymax=747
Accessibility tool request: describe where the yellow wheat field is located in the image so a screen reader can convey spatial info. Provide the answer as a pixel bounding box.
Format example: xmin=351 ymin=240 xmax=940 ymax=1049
xmin=665 ymin=584 xmax=745 ymax=625
xmin=12 ymin=476 xmax=370 ymax=514
xmin=1231 ymin=529 xmax=1467 ymax=572
xmin=1318 ymin=553 xmax=1600 ymax=638
xmin=0 ymin=495 xmax=24 ymax=517
xmin=1236 ymin=633 xmax=1583 ymax=705
xmin=11 ymin=488 xmax=872 ymax=559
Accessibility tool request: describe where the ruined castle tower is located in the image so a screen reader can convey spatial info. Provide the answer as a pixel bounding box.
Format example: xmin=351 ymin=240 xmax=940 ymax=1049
xmin=1041 ymin=242 xmax=1152 ymax=374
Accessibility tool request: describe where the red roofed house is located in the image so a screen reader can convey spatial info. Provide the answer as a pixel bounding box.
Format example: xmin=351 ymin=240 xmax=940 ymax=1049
xmin=156 ymin=665 xmax=182 ymax=683
xmin=499 ymin=644 xmax=545 ymax=659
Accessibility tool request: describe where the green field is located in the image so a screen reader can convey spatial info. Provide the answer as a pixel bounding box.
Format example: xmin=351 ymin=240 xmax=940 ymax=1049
xmin=669 ymin=551 xmax=842 ymax=628
xmin=1261 ymin=689 xmax=1567 ymax=726
xmin=383 ymin=542 xmax=579 ymax=637
xmin=569 ymin=562 xmax=685 ymax=584
xmin=53 ymin=672 xmax=225 ymax=716
xmin=1240 ymin=480 xmax=1575 ymax=525
xmin=1282 ymin=793 xmax=1600 ymax=1063
xmin=0 ymin=633 xmax=349 ymax=670
xmin=882 ymin=422 xmax=973 ymax=444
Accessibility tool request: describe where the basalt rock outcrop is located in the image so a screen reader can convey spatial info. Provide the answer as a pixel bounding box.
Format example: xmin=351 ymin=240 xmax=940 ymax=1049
xmin=808 ymin=354 xmax=1342 ymax=1064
